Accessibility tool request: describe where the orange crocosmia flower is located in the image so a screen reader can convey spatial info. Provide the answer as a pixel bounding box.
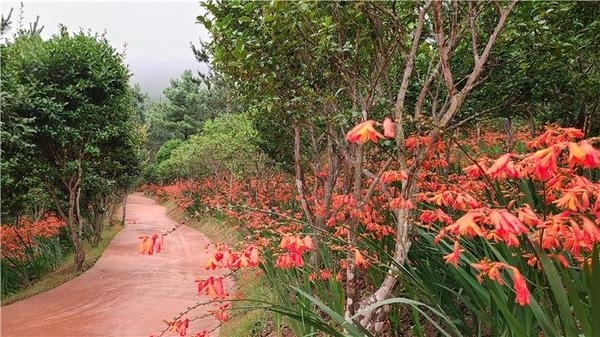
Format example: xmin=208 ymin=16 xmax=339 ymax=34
xmin=488 ymin=209 xmax=528 ymax=235
xmin=527 ymin=126 xmax=584 ymax=149
xmin=383 ymin=117 xmax=396 ymax=138
xmin=555 ymin=253 xmax=570 ymax=269
xmin=303 ymin=235 xmax=314 ymax=250
xmin=213 ymin=277 xmax=227 ymax=299
xmin=471 ymin=259 xmax=491 ymax=273
xmin=138 ymin=235 xmax=155 ymax=255
xmin=214 ymin=303 xmax=230 ymax=322
xmin=248 ymin=246 xmax=260 ymax=266
xmin=390 ymin=197 xmax=414 ymax=210
xmin=233 ymin=254 xmax=251 ymax=268
xmin=168 ymin=318 xmax=189 ymax=337
xmin=319 ymin=268 xmax=333 ymax=280
xmin=510 ymin=267 xmax=530 ymax=306
xmin=516 ymin=205 xmax=541 ymax=227
xmin=354 ymin=249 xmax=369 ymax=269
xmin=452 ymin=192 xmax=481 ymax=211
xmin=427 ymin=191 xmax=453 ymax=207
xmin=204 ymin=255 xmax=220 ymax=270
xmin=553 ymin=190 xmax=582 ymax=212
xmin=152 ymin=234 xmax=163 ymax=254
xmin=279 ymin=235 xmax=291 ymax=250
xmin=193 ymin=330 xmax=208 ymax=337
xmin=196 ymin=276 xmax=227 ymax=300
xmin=291 ymin=252 xmax=304 ymax=268
xmin=568 ymin=141 xmax=600 ymax=168
xmin=580 ymin=215 xmax=600 ymax=242
xmin=380 ymin=170 xmax=408 ymax=183
xmin=487 ymin=153 xmax=520 ymax=179
xmin=275 ymin=253 xmax=295 ymax=269
xmin=487 ymin=264 xmax=504 ymax=286
xmin=345 ymin=120 xmax=384 ymax=144
xmin=443 ymin=241 xmax=462 ymax=267
xmin=463 ymin=163 xmax=485 ymax=179
xmin=446 ymin=211 xmax=485 ymax=237
xmin=528 ymin=146 xmax=561 ymax=181
xmin=420 ymin=209 xmax=453 ymax=226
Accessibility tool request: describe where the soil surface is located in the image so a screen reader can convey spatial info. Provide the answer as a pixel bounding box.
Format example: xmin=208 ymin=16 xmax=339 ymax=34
xmin=1 ymin=192 xmax=227 ymax=337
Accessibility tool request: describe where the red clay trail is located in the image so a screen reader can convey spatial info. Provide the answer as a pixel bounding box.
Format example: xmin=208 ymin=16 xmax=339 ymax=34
xmin=1 ymin=192 xmax=227 ymax=337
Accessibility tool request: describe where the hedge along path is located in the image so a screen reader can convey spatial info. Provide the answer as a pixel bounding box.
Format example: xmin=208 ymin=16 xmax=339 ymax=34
xmin=1 ymin=192 xmax=231 ymax=337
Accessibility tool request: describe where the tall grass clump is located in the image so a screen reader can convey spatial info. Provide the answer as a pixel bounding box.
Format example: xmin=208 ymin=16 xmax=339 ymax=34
xmin=0 ymin=214 xmax=69 ymax=297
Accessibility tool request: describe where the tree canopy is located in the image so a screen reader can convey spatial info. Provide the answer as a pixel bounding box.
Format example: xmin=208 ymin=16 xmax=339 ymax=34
xmin=1 ymin=27 xmax=143 ymax=269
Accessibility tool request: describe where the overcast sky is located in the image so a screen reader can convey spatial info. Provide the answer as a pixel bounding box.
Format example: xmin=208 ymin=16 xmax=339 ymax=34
xmin=2 ymin=1 xmax=210 ymax=99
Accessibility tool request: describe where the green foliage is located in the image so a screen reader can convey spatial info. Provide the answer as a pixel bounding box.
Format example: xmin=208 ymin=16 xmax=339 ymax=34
xmin=155 ymin=139 xmax=184 ymax=164
xmin=463 ymin=2 xmax=600 ymax=135
xmin=1 ymin=26 xmax=142 ymax=268
xmin=154 ymin=113 xmax=267 ymax=182
xmin=145 ymin=71 xmax=234 ymax=152
xmin=1 ymin=235 xmax=66 ymax=297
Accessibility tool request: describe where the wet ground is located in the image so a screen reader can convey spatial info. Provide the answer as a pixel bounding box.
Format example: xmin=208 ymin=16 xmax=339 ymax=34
xmin=1 ymin=192 xmax=227 ymax=337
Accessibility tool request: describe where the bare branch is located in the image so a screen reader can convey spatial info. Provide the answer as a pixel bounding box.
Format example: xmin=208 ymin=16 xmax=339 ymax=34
xmin=469 ymin=1 xmax=480 ymax=62
xmin=415 ymin=60 xmax=442 ymax=119
xmin=293 ymin=124 xmax=314 ymax=227
xmin=394 ymin=0 xmax=431 ymax=139
xmin=431 ymin=0 xmax=456 ymax=95
xmin=439 ymin=0 xmax=518 ymax=128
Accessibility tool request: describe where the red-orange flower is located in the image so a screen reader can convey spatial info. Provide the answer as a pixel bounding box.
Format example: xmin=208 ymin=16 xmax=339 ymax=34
xmin=443 ymin=241 xmax=463 ymax=267
xmin=463 ymin=162 xmax=486 ymax=179
xmin=487 ymin=153 xmax=520 ymax=179
xmin=346 ymin=120 xmax=384 ymax=144
xmin=568 ymin=141 xmax=600 ymax=168
xmin=274 ymin=253 xmax=293 ymax=269
xmin=510 ymin=267 xmax=530 ymax=305
xmin=553 ymin=190 xmax=582 ymax=212
xmin=354 ymin=249 xmax=369 ymax=269
xmin=383 ymin=117 xmax=396 ymax=138
xmin=580 ymin=215 xmax=600 ymax=242
xmin=196 ymin=276 xmax=227 ymax=300
xmin=488 ymin=209 xmax=528 ymax=245
xmin=152 ymin=234 xmax=163 ymax=254
xmin=516 ymin=205 xmax=542 ymax=227
xmin=390 ymin=197 xmax=414 ymax=209
xmin=527 ymin=146 xmax=561 ymax=181
xmin=213 ymin=303 xmax=230 ymax=322
xmin=204 ymin=255 xmax=220 ymax=270
xmin=380 ymin=170 xmax=408 ymax=183
xmin=446 ymin=210 xmax=485 ymax=237
xmin=137 ymin=235 xmax=155 ymax=255
xmin=167 ymin=318 xmax=189 ymax=337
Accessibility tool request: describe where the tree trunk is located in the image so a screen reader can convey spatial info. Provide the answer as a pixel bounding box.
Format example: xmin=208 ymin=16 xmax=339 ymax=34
xmin=528 ymin=112 xmax=536 ymax=138
xmin=121 ymin=193 xmax=128 ymax=225
xmin=68 ymin=187 xmax=85 ymax=271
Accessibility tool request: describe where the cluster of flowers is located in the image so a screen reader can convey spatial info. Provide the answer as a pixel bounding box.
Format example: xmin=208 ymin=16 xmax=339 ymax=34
xmin=204 ymin=243 xmax=260 ymax=270
xmin=347 ymin=121 xmax=600 ymax=307
xmin=137 ymin=234 xmax=164 ymax=255
xmin=425 ymin=127 xmax=599 ymax=306
xmin=0 ymin=214 xmax=65 ymax=261
xmin=274 ymin=234 xmax=314 ymax=269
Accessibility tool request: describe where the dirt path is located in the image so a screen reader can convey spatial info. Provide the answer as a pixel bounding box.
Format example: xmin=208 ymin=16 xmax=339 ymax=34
xmin=1 ymin=192 xmax=227 ymax=337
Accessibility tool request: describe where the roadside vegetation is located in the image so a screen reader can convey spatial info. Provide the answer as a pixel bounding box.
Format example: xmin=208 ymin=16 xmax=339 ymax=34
xmin=140 ymin=2 xmax=600 ymax=337
xmin=1 ymin=221 xmax=122 ymax=305
xmin=2 ymin=2 xmax=599 ymax=337
xmin=1 ymin=9 xmax=143 ymax=299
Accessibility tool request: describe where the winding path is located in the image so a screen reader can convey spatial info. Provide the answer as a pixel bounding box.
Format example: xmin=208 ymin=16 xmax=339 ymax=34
xmin=1 ymin=192 xmax=226 ymax=337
